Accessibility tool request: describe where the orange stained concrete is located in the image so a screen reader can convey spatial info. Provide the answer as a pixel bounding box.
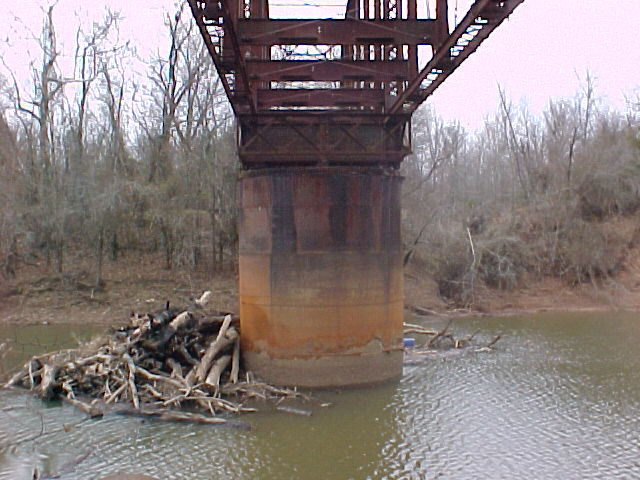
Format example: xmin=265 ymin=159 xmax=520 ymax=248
xmin=238 ymin=168 xmax=403 ymax=386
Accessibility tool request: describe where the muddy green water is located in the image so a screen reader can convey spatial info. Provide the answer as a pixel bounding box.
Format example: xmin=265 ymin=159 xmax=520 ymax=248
xmin=1 ymin=312 xmax=639 ymax=480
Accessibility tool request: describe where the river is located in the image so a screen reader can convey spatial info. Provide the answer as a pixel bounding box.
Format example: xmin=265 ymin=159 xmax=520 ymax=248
xmin=1 ymin=312 xmax=639 ymax=479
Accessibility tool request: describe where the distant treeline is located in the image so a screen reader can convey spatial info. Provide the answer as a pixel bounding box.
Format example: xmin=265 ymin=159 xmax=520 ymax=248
xmin=0 ymin=4 xmax=239 ymax=285
xmin=0 ymin=5 xmax=639 ymax=306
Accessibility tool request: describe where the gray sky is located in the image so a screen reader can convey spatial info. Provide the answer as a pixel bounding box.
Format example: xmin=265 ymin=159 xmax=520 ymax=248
xmin=1 ymin=0 xmax=639 ymax=129
xmin=430 ymin=0 xmax=640 ymax=128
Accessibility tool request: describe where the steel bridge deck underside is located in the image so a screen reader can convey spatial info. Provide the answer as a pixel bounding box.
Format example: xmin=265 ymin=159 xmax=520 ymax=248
xmin=188 ymin=0 xmax=523 ymax=166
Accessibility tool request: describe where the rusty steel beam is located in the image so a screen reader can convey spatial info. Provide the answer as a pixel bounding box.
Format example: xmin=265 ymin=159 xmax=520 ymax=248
xmin=247 ymin=59 xmax=411 ymax=82
xmin=189 ymin=0 xmax=525 ymax=118
xmin=187 ymin=0 xmax=240 ymax=114
xmin=435 ymin=0 xmax=449 ymax=46
xmin=239 ymin=150 xmax=408 ymax=165
xmin=187 ymin=0 xmax=256 ymax=114
xmin=345 ymin=0 xmax=360 ymax=19
xmin=237 ymin=18 xmax=436 ymax=45
xmin=257 ymin=88 xmax=385 ymax=109
xmin=239 ymin=112 xmax=411 ymax=124
xmin=237 ymin=113 xmax=410 ymax=165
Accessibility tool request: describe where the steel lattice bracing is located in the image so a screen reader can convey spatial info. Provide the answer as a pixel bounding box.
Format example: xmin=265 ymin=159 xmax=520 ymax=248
xmin=188 ymin=0 xmax=524 ymax=165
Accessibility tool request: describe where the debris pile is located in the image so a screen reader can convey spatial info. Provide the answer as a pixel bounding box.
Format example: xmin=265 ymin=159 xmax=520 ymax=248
xmin=403 ymin=318 xmax=502 ymax=364
xmin=3 ymin=293 xmax=310 ymax=426
xmin=2 ymin=290 xmax=501 ymax=425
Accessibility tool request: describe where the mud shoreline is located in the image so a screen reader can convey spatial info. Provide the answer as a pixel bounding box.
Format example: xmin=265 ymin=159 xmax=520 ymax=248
xmin=2 ymin=260 xmax=639 ymax=326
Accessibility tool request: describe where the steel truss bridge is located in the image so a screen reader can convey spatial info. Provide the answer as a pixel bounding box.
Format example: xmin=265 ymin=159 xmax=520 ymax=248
xmin=187 ymin=0 xmax=525 ymax=387
xmin=188 ymin=0 xmax=524 ymax=166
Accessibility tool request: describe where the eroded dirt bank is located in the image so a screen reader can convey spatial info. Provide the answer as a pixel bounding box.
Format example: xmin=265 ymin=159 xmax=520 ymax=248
xmin=2 ymin=246 xmax=640 ymax=326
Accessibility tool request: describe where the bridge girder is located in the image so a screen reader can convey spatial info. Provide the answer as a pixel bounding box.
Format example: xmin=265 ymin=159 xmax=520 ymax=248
xmin=187 ymin=0 xmax=524 ymax=165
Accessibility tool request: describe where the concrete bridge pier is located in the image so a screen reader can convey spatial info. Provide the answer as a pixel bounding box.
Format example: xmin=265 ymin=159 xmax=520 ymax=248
xmin=238 ymin=167 xmax=404 ymax=388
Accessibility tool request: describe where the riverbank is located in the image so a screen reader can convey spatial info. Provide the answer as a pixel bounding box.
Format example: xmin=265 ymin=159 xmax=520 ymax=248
xmin=0 ymin=254 xmax=237 ymax=325
xmin=2 ymin=246 xmax=640 ymax=326
xmin=406 ymin=256 xmax=640 ymax=317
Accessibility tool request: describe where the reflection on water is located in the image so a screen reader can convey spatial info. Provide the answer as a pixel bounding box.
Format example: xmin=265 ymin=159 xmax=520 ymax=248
xmin=1 ymin=312 xmax=640 ymax=479
xmin=0 ymin=323 xmax=105 ymax=374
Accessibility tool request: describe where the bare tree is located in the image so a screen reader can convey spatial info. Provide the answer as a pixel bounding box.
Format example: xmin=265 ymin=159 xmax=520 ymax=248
xmin=5 ymin=5 xmax=69 ymax=271
xmin=0 ymin=110 xmax=20 ymax=278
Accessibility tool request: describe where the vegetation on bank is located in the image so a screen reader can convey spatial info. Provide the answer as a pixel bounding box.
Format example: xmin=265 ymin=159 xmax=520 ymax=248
xmin=0 ymin=4 xmax=639 ymax=310
xmin=402 ymin=82 xmax=640 ymax=306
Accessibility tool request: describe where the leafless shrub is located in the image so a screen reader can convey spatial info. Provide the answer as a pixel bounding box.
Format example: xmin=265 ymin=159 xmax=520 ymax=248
xmin=435 ymin=259 xmax=476 ymax=306
xmin=478 ymin=235 xmax=530 ymax=289
xmin=403 ymin=77 xmax=640 ymax=307
xmin=577 ymin=167 xmax=640 ymax=220
xmin=552 ymin=218 xmax=627 ymax=284
xmin=413 ymin=225 xmax=476 ymax=306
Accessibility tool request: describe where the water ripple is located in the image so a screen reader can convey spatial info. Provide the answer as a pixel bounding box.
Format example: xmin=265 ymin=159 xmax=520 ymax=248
xmin=2 ymin=312 xmax=640 ymax=479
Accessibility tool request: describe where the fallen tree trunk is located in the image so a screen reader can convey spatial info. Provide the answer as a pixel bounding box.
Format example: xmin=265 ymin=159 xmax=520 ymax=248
xmin=193 ymin=317 xmax=237 ymax=383
xmin=205 ymin=354 xmax=231 ymax=389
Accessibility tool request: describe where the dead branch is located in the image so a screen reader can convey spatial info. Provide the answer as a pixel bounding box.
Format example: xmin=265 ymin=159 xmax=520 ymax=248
xmin=276 ymin=405 xmax=313 ymax=417
xmin=5 ymin=292 xmax=318 ymax=421
xmin=62 ymin=396 xmax=104 ymax=418
xmin=113 ymin=407 xmax=251 ymax=430
xmin=427 ymin=319 xmax=454 ymax=348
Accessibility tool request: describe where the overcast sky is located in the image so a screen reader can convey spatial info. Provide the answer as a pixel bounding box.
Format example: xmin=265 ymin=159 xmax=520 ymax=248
xmin=429 ymin=0 xmax=640 ymax=128
xmin=1 ymin=0 xmax=639 ymax=130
